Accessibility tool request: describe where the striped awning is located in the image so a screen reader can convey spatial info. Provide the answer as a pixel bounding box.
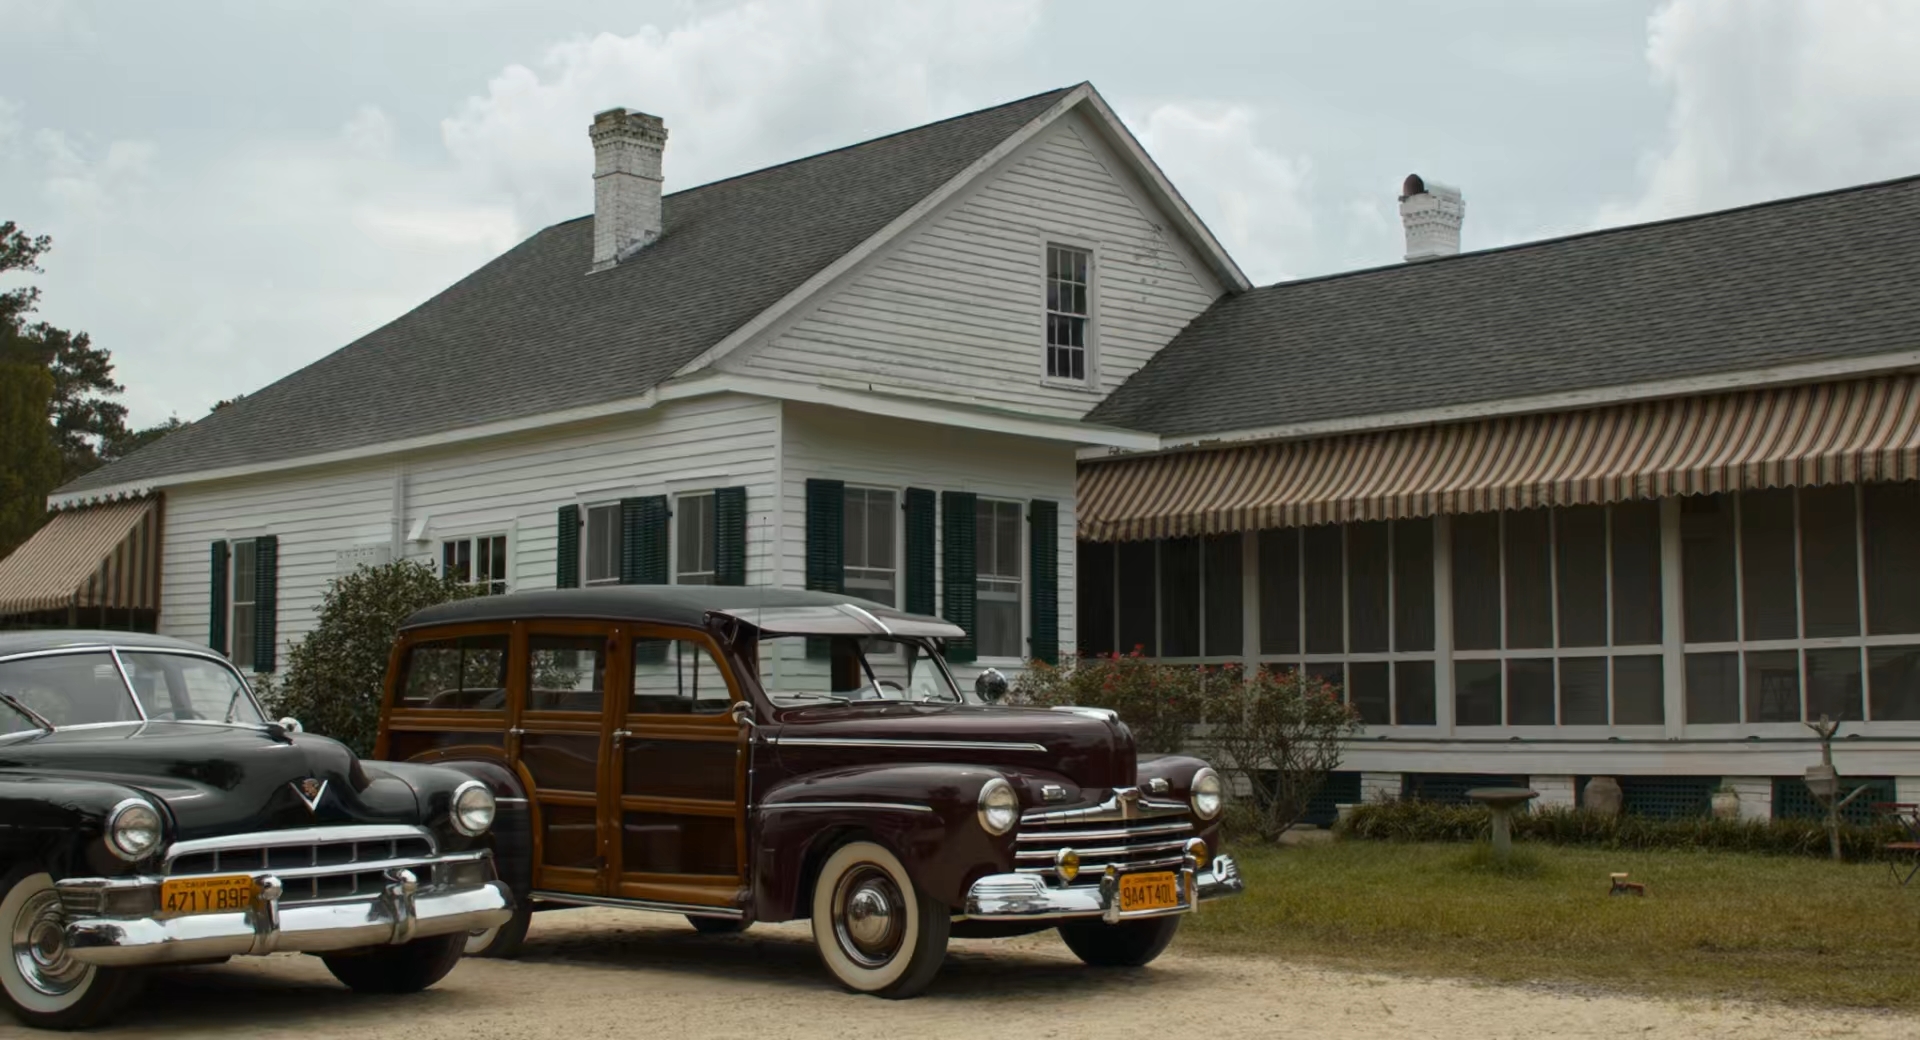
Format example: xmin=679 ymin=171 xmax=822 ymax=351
xmin=1080 ymin=375 xmax=1920 ymax=542
xmin=0 ymin=498 xmax=162 ymax=616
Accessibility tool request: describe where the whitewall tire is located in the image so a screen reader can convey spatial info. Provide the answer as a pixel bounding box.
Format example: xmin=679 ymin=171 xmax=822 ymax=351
xmin=809 ymin=841 xmax=949 ymax=998
xmin=464 ymin=901 xmax=532 ymax=958
xmin=1 ymin=865 xmax=141 ymax=1030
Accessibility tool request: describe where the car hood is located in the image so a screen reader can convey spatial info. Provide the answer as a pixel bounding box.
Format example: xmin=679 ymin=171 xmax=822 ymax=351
xmin=768 ymin=702 xmax=1136 ymax=790
xmin=0 ymin=722 xmax=421 ymax=841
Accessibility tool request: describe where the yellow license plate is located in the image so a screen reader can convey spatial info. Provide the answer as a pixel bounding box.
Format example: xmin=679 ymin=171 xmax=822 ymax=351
xmin=1118 ymin=871 xmax=1180 ymax=913
xmin=159 ymin=875 xmax=256 ymax=916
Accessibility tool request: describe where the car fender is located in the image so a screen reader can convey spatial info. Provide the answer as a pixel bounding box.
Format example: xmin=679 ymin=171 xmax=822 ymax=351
xmin=0 ymin=773 xmax=160 ymax=878
xmin=374 ymin=751 xmax=532 ymax=899
xmin=753 ymin=764 xmax=1016 ymax=922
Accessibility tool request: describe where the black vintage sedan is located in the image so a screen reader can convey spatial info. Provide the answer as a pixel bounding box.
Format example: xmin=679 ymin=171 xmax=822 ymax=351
xmin=0 ymin=631 xmax=513 ymax=1030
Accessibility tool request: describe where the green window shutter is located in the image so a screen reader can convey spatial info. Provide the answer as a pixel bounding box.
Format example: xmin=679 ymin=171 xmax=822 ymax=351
xmin=252 ymin=535 xmax=279 ymax=673
xmin=1028 ymin=499 xmax=1059 ymax=665
xmin=941 ymin=491 xmax=977 ymax=664
xmin=620 ymin=496 xmax=670 ymax=585
xmin=556 ymin=505 xmax=580 ymax=589
xmin=903 ymin=488 xmax=936 ymax=616
xmin=625 ymin=496 xmax=670 ymax=665
xmin=714 ymin=486 xmax=748 ymax=587
xmin=804 ymin=479 xmax=845 ymax=593
xmin=208 ymin=541 xmax=229 ymax=653
xmin=804 ymin=479 xmax=845 ymax=659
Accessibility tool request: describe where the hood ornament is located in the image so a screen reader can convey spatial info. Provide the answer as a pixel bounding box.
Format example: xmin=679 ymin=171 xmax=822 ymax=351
xmin=292 ymin=778 xmax=328 ymax=813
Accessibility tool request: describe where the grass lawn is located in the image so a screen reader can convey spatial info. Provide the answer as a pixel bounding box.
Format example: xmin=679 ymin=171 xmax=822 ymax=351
xmin=1180 ymin=840 xmax=1920 ymax=1009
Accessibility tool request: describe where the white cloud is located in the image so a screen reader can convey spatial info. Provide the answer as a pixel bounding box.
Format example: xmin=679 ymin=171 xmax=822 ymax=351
xmin=1602 ymin=0 xmax=1920 ymax=225
xmin=442 ymin=0 xmax=1044 ymax=230
xmin=22 ymin=109 xmax=521 ymax=424
xmin=1131 ymin=102 xmax=1313 ymax=285
xmin=13 ymin=0 xmax=1337 ymax=426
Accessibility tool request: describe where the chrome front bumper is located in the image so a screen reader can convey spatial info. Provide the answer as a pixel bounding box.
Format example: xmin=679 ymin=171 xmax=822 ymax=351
xmin=962 ymin=853 xmax=1244 ymax=923
xmin=56 ymin=852 xmax=512 ymax=968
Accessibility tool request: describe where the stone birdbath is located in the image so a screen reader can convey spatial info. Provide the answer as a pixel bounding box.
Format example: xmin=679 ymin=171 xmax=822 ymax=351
xmin=1467 ymin=787 xmax=1539 ymax=862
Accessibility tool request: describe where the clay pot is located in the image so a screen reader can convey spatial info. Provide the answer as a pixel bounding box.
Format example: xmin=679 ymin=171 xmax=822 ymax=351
xmin=1583 ymin=776 xmax=1623 ymax=817
xmin=1712 ymin=788 xmax=1740 ymax=820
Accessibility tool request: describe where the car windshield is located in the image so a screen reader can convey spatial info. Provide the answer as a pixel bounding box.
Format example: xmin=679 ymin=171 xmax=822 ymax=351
xmin=0 ymin=653 xmax=143 ymax=734
xmin=120 ymin=651 xmax=264 ymax=724
xmin=0 ymin=650 xmax=262 ymax=736
xmin=753 ymin=633 xmax=968 ymax=706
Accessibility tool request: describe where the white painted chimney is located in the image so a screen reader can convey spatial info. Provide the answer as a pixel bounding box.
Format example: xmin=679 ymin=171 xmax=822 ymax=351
xmin=590 ymin=107 xmax=668 ymax=271
xmin=1398 ymin=174 xmax=1464 ymax=261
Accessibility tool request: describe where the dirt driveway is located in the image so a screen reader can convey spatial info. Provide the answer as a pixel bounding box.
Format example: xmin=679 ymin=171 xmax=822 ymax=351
xmin=12 ymin=908 xmax=1912 ymax=1040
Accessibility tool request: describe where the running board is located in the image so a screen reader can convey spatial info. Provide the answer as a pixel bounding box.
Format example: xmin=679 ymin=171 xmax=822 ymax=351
xmin=530 ymin=891 xmax=746 ymax=919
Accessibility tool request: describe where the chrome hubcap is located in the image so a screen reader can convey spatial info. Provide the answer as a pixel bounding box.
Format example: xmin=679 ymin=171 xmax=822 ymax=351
xmin=833 ymin=866 xmax=904 ymax=967
xmin=12 ymin=890 xmax=87 ymax=997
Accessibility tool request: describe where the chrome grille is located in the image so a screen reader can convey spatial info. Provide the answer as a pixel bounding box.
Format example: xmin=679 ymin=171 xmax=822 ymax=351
xmin=1015 ymin=792 xmax=1195 ymax=883
xmin=162 ymin=825 xmax=438 ymax=906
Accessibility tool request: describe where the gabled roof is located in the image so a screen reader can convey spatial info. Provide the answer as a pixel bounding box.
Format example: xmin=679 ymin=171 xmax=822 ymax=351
xmin=59 ymin=87 xmax=1080 ymax=495
xmin=1090 ymin=173 xmax=1920 ymax=440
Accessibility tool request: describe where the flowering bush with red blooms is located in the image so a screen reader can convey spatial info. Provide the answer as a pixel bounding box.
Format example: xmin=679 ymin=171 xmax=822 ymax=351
xmin=1011 ymin=648 xmax=1206 ymax=754
xmin=1200 ymin=667 xmax=1363 ymax=843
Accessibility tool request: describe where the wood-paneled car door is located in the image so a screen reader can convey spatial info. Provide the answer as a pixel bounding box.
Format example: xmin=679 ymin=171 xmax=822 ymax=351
xmin=611 ymin=627 xmax=747 ymax=909
xmin=514 ymin=622 xmax=621 ymax=896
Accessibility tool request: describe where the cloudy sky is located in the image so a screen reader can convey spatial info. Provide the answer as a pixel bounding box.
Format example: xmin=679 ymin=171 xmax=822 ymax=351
xmin=5 ymin=0 xmax=1920 ymax=427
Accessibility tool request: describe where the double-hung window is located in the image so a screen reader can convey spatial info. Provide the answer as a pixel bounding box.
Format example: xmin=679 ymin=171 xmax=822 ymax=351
xmin=229 ymin=540 xmax=258 ymax=673
xmin=675 ymin=492 xmax=716 ymax=585
xmin=975 ymin=499 xmax=1024 ymax=658
xmin=843 ymin=487 xmax=897 ymax=606
xmin=582 ymin=503 xmax=622 ymax=586
xmin=1045 ymin=245 xmax=1090 ymax=381
xmin=442 ymin=535 xmax=508 ymax=595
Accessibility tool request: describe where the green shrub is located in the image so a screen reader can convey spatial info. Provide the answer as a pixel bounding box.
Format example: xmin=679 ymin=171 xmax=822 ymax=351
xmin=257 ymin=560 xmax=479 ymax=756
xmin=1199 ymin=665 xmax=1361 ymax=843
xmin=1011 ymin=651 xmax=1206 ymax=754
xmin=1344 ymin=799 xmax=1911 ymax=861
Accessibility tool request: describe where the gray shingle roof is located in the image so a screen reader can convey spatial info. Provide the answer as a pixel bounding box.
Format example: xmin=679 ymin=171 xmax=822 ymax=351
xmin=61 ymin=87 xmax=1074 ymax=494
xmin=1089 ymin=174 xmax=1920 ymax=439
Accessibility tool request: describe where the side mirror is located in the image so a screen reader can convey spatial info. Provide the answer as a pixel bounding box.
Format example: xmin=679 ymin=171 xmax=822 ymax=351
xmin=278 ymin=717 xmax=303 ymax=733
xmin=729 ymin=700 xmax=757 ymax=729
xmin=974 ymin=668 xmax=1009 ymax=705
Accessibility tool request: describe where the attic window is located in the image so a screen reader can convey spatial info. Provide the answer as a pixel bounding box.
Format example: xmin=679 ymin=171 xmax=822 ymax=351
xmin=1045 ymin=245 xmax=1090 ymax=381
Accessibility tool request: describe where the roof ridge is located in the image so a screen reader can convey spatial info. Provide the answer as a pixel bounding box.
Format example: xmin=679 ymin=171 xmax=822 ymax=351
xmin=529 ymin=85 xmax=1080 ymax=236
xmin=1242 ymin=169 xmax=1920 ymax=295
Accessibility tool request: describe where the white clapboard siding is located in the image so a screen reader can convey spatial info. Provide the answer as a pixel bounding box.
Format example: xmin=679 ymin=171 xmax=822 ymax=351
xmin=731 ymin=115 xmax=1221 ymax=419
xmin=158 ymin=395 xmax=781 ymax=668
xmin=778 ymin=402 xmax=1078 ymax=682
xmin=159 ymin=464 xmax=398 ymax=656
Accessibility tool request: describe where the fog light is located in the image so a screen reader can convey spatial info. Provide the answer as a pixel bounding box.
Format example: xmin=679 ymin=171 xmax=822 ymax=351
xmin=104 ymin=887 xmax=159 ymax=918
xmin=443 ymin=858 xmax=493 ymax=888
xmin=1055 ymin=848 xmax=1080 ymax=883
xmin=1184 ymin=837 xmax=1209 ymax=870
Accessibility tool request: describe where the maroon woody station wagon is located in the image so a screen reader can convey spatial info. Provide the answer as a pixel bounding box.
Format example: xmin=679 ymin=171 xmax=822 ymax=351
xmin=374 ymin=587 xmax=1243 ymax=997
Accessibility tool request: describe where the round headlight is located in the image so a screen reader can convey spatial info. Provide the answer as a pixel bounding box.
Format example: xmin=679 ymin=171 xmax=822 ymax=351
xmin=977 ymin=777 xmax=1019 ymax=836
xmin=1191 ymin=767 xmax=1224 ymax=821
xmin=107 ymin=799 xmax=163 ymax=861
xmin=451 ymin=781 xmax=497 ymax=837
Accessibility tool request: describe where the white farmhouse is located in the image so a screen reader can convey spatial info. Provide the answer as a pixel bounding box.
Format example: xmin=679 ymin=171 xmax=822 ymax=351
xmin=12 ymin=83 xmax=1244 ymax=683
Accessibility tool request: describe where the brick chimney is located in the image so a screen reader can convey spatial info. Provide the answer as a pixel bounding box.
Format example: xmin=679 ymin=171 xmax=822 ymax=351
xmin=1398 ymin=174 xmax=1464 ymax=261
xmin=590 ymin=107 xmax=668 ymax=272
